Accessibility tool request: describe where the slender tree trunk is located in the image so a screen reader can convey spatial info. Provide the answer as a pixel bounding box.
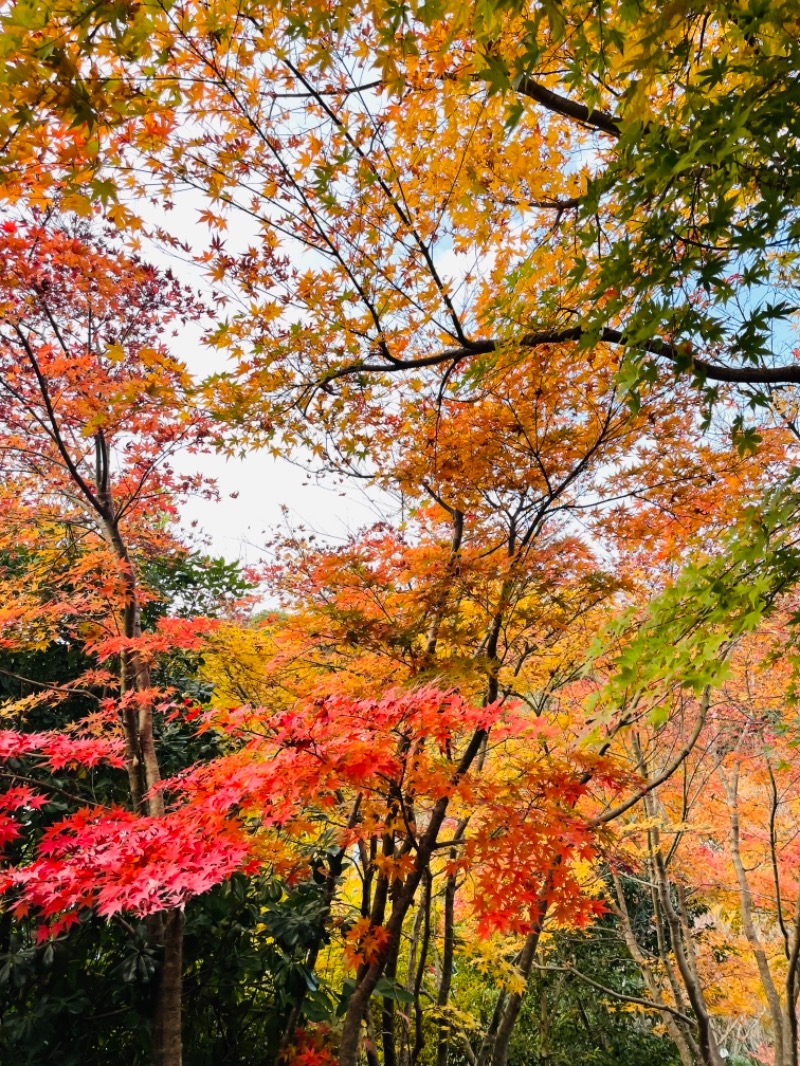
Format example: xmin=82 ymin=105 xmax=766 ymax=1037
xmin=539 ymin=973 xmax=565 ymax=1066
xmin=118 ymin=647 xmax=146 ymax=812
xmin=338 ymin=729 xmax=487 ymax=1066
xmin=610 ymin=868 xmax=699 ymax=1066
xmin=364 ymin=1003 xmax=381 ymax=1066
xmin=381 ymin=933 xmax=400 ymax=1066
xmin=102 ymin=507 xmax=183 ymax=1066
xmin=475 ymin=989 xmax=506 ymax=1066
xmin=400 ymin=884 xmax=427 ymax=1066
xmin=490 ymin=920 xmax=546 ymax=1066
xmin=652 ymin=845 xmax=724 ymax=1066
xmin=720 ymin=764 xmax=786 ymax=1065
xmin=412 ymin=871 xmax=433 ymax=1066
xmin=782 ymin=889 xmax=800 ymax=1066
xmin=435 ymin=869 xmax=457 ymax=1066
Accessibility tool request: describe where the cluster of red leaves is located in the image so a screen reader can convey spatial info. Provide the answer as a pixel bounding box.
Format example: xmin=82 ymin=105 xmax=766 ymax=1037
xmin=0 ymin=786 xmax=48 ymax=846
xmin=0 ymin=714 xmax=254 ymax=937
xmin=456 ymin=745 xmax=618 ymax=935
xmin=178 ymin=688 xmax=616 ymax=935
xmin=1 ymin=806 xmax=252 ymax=938
xmin=466 ymin=809 xmax=605 ymax=937
xmin=0 ymin=687 xmax=619 ymax=943
xmin=87 ymin=616 xmax=220 ymax=664
xmin=0 ymin=730 xmax=125 ymax=770
xmin=287 ymin=1026 xmax=337 ymax=1066
xmin=177 ymin=688 xmax=503 ymax=825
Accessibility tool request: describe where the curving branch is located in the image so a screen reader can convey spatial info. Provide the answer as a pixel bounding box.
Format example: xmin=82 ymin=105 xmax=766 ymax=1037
xmin=529 ymin=962 xmax=695 ymax=1024
xmin=320 ymin=325 xmax=800 ymax=389
xmin=14 ymin=325 xmax=106 ymax=518
xmin=592 ymin=687 xmax=712 ymax=827
xmin=515 ymin=78 xmax=621 ymax=138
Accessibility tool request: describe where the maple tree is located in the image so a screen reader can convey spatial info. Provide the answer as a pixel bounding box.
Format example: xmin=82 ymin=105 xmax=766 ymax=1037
xmin=194 ymin=358 xmax=789 ymax=1066
xmin=0 ymin=210 xmax=793 ymax=1065
xmin=600 ymin=618 xmax=800 ymax=1066
xmin=0 ymin=0 xmax=797 ymax=415
xmin=0 ymin=215 xmax=232 ymax=1065
xmin=1 ymin=4 xmax=800 ymax=1066
xmin=182 ymin=685 xmax=620 ymax=1061
xmin=3 ymin=254 xmax=753 ymax=1066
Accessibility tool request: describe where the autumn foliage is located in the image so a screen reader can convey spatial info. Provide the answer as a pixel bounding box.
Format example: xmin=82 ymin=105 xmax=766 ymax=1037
xmin=2 ymin=3 xmax=800 ymax=1066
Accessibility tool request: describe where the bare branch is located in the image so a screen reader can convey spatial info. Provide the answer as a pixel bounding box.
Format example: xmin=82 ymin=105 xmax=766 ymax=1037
xmin=530 ymin=962 xmax=695 ymax=1024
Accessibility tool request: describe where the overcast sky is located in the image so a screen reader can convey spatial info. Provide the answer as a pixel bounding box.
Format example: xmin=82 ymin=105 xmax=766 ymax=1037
xmin=178 ymin=449 xmax=391 ymax=564
xmin=140 ymin=197 xmax=390 ymax=566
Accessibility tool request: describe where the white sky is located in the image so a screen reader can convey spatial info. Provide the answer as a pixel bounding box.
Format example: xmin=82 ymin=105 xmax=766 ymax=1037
xmin=179 ymin=451 xmax=391 ymax=564
xmin=139 ymin=198 xmax=390 ymax=565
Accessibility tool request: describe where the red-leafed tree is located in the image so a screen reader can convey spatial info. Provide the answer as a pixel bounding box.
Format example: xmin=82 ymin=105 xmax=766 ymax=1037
xmin=0 ymin=214 xmax=222 ymax=1065
xmin=5 ymin=681 xmax=622 ymax=1066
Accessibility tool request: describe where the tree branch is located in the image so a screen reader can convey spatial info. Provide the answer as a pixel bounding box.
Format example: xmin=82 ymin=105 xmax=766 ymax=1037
xmin=321 ymin=326 xmax=800 ymax=388
xmin=592 ymin=687 xmax=711 ymax=827
xmin=14 ymin=326 xmax=106 ymax=518
xmin=515 ymin=79 xmax=621 ymax=137
xmin=530 ymin=963 xmax=695 ymax=1024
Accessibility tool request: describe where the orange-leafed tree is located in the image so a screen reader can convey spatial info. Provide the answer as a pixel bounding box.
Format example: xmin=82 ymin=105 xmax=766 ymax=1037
xmin=0 ymin=0 xmax=796 ymax=410
xmin=604 ymin=617 xmax=800 ymax=1066
xmin=195 ymin=325 xmax=788 ymax=1066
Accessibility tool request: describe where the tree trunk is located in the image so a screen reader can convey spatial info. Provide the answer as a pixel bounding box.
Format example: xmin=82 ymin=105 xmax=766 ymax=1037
xmin=381 ymin=932 xmax=400 ymax=1066
xmin=102 ymin=508 xmax=183 ymax=1066
xmin=491 ymin=922 xmax=545 ymax=1066
xmin=153 ymin=910 xmax=184 ymax=1066
xmin=435 ymin=870 xmax=457 ymax=1066
xmin=652 ymin=846 xmax=724 ymax=1066
xmin=610 ymin=868 xmax=699 ymax=1066
xmin=412 ymin=870 xmax=433 ymax=1066
xmin=339 ymin=730 xmax=487 ymax=1066
xmin=721 ymin=764 xmax=785 ymax=1066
